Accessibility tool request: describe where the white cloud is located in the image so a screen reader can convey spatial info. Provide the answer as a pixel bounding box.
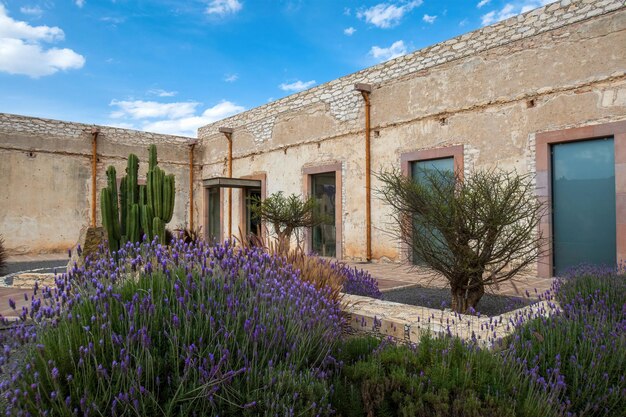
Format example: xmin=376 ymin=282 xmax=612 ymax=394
xmin=481 ymin=1 xmax=553 ymax=25
xmin=357 ymin=1 xmax=422 ymax=29
xmin=422 ymin=14 xmax=437 ymax=23
xmin=224 ymin=73 xmax=239 ymax=82
xmin=148 ymin=89 xmax=178 ymax=97
xmin=279 ymin=80 xmax=316 ymax=92
xmin=370 ymin=40 xmax=407 ymax=62
xmin=477 ymin=0 xmax=490 ymax=8
xmin=109 ymin=100 xmax=244 ymax=137
xmin=110 ymin=100 xmax=198 ymax=119
xmin=344 ymin=27 xmax=356 ymax=36
xmin=0 ymin=5 xmax=63 ymax=42
xmin=20 ymin=6 xmax=43 ymax=17
xmin=100 ymin=16 xmax=126 ymax=25
xmin=206 ymin=0 xmax=243 ymax=16
xmin=0 ymin=5 xmax=85 ymax=77
xmin=75 ymin=0 xmax=85 ymax=7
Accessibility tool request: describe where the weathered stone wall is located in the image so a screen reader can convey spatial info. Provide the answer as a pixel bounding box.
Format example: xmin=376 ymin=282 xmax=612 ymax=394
xmin=198 ymin=0 xmax=626 ymax=264
xmin=0 ymin=114 xmax=200 ymax=255
xmin=343 ymin=293 xmax=559 ymax=349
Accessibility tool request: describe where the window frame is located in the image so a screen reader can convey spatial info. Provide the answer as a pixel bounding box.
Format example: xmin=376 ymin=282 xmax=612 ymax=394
xmin=535 ymin=120 xmax=626 ymax=277
xmin=302 ymin=162 xmax=343 ymax=259
xmin=399 ymin=145 xmax=464 ymax=263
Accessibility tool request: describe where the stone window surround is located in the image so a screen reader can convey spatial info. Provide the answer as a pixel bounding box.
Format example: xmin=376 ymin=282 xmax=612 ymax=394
xmin=535 ymin=120 xmax=626 ymax=278
xmin=302 ymin=162 xmax=343 ymax=260
xmin=398 ymin=145 xmax=465 ymax=263
xmin=238 ymin=172 xmax=267 ymax=240
xmin=203 ymin=187 xmax=224 ymax=242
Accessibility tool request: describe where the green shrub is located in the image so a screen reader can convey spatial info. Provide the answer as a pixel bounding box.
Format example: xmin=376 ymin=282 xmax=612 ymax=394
xmin=332 ymin=335 xmax=559 ymax=417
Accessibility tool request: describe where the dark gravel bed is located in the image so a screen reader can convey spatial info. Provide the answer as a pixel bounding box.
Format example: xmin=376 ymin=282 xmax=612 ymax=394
xmin=383 ymin=285 xmax=534 ymax=316
xmin=1 ymin=260 xmax=67 ymax=285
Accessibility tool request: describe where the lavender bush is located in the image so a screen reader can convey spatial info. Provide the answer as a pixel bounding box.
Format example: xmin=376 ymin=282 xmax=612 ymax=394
xmin=0 ymin=239 xmax=342 ymax=416
xmin=336 ymin=264 xmax=382 ymax=300
xmin=506 ymin=265 xmax=626 ymax=416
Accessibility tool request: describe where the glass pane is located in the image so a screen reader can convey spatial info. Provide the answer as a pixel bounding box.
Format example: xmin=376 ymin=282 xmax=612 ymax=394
xmin=311 ymin=172 xmax=336 ymax=257
xmin=246 ymin=189 xmax=262 ymax=238
xmin=411 ymin=157 xmax=455 ymax=183
xmin=207 ymin=188 xmax=221 ymax=242
xmin=410 ymin=157 xmax=454 ymax=265
xmin=552 ymin=138 xmax=616 ymax=274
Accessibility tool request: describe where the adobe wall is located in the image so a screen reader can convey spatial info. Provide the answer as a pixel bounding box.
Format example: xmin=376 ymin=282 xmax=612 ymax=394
xmin=198 ymin=0 xmax=626 ymax=263
xmin=0 ymin=114 xmax=200 ymax=255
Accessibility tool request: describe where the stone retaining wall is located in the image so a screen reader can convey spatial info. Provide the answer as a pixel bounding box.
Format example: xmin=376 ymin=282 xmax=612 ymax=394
xmin=342 ymin=294 xmax=559 ymax=348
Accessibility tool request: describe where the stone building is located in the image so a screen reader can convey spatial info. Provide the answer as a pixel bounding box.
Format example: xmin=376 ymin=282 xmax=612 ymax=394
xmin=197 ymin=0 xmax=626 ymax=278
xmin=1 ymin=0 xmax=625 ymax=278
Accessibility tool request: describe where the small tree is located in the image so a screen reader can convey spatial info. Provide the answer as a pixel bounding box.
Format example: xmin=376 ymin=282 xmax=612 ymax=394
xmin=250 ymin=192 xmax=328 ymax=253
xmin=377 ymin=168 xmax=545 ymax=314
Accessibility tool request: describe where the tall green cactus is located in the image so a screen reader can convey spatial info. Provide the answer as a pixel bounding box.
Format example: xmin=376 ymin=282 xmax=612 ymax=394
xmin=146 ymin=144 xmax=175 ymax=243
xmin=100 ymin=166 xmax=121 ymax=253
xmin=100 ymin=144 xmax=176 ymax=252
xmin=100 ymin=154 xmax=141 ymax=252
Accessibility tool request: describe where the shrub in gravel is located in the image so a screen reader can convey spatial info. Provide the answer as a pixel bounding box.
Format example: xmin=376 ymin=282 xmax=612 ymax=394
xmin=0 ymin=239 xmax=342 ymax=416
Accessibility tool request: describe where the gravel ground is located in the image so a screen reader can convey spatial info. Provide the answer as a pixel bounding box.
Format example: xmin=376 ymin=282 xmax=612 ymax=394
xmin=1 ymin=260 xmax=68 ymax=285
xmin=383 ymin=285 xmax=533 ymax=316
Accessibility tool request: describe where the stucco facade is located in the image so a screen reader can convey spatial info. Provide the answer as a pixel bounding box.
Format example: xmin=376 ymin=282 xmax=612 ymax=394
xmin=0 ymin=114 xmax=199 ymax=255
xmin=197 ymin=0 xmax=626 ymax=274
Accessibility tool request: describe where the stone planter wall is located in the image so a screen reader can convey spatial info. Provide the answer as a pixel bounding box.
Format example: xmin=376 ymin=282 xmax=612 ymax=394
xmin=342 ymin=293 xmax=559 ymax=348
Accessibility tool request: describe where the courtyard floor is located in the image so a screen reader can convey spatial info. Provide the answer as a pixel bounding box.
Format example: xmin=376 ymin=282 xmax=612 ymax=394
xmin=345 ymin=261 xmax=555 ymax=297
xmin=0 ymin=253 xmax=556 ymax=317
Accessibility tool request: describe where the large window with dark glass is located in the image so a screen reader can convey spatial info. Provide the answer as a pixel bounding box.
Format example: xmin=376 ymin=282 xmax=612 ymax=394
xmin=551 ymin=137 xmax=616 ymax=274
xmin=409 ymin=157 xmax=454 ymax=265
xmin=206 ymin=188 xmax=221 ymax=242
xmin=245 ymin=188 xmax=262 ymax=239
xmin=311 ymin=172 xmax=336 ymax=257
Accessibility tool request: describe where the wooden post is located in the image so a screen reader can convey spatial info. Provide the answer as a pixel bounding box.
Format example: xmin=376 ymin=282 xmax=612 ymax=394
xmin=189 ymin=142 xmax=196 ymax=231
xmin=90 ymin=128 xmax=99 ymax=227
xmin=219 ymin=127 xmax=234 ymax=240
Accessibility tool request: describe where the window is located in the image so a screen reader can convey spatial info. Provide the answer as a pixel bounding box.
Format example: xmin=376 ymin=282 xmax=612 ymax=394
xmin=303 ymin=163 xmax=342 ymax=259
xmin=206 ymin=187 xmax=221 ymax=242
xmin=400 ymin=145 xmax=464 ymax=264
xmin=244 ymin=188 xmax=262 ymax=239
xmin=536 ymin=121 xmax=626 ymax=277
xmin=311 ymin=172 xmax=337 ymax=257
xmin=551 ymin=137 xmax=616 ymax=273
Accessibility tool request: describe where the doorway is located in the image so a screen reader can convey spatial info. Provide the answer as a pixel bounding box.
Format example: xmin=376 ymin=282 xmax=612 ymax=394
xmin=551 ymin=137 xmax=616 ymax=274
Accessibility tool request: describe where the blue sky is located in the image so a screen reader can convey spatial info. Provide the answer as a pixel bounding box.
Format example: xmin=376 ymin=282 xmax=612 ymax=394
xmin=0 ymin=0 xmax=552 ymax=137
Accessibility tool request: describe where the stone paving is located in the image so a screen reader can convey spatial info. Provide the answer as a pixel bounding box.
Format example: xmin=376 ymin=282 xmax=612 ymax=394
xmin=346 ymin=261 xmax=555 ymax=297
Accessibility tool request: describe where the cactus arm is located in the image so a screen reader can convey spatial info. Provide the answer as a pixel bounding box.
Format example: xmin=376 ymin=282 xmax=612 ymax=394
xmin=140 ymin=204 xmax=154 ymax=241
xmin=163 ymin=175 xmax=175 ymax=223
xmin=128 ymin=204 xmax=140 ymax=243
xmin=105 ymin=166 xmax=121 ymax=240
xmin=120 ymin=178 xmax=127 ymax=237
xmin=153 ymin=217 xmax=165 ymax=245
xmin=149 ymin=144 xmax=158 ymax=170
